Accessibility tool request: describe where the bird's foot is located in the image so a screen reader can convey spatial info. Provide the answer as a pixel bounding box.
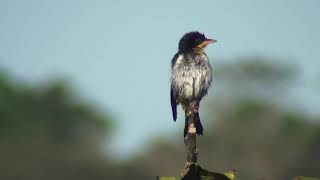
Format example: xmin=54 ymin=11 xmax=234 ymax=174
xmin=192 ymin=107 xmax=198 ymax=113
xmin=186 ymin=110 xmax=192 ymax=116
xmin=190 ymin=101 xmax=199 ymax=113
xmin=186 ymin=101 xmax=199 ymax=116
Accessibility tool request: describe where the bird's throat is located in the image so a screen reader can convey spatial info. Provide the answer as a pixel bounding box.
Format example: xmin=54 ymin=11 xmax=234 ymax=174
xmin=193 ymin=47 xmax=204 ymax=54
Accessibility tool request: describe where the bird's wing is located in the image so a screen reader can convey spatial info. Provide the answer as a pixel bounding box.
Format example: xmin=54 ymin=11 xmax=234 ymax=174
xmin=171 ymin=86 xmax=177 ymax=121
xmin=170 ymin=53 xmax=180 ymax=122
xmin=171 ymin=52 xmax=180 ymax=69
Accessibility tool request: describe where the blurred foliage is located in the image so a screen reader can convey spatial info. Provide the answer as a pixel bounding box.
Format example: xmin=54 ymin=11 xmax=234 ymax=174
xmin=214 ymin=57 xmax=298 ymax=102
xmin=0 ymin=74 xmax=149 ymax=180
xmin=217 ymin=57 xmax=297 ymax=85
xmin=0 ymin=57 xmax=319 ymax=180
xmin=0 ymin=77 xmax=111 ymax=143
xmin=295 ymin=176 xmax=320 ymax=180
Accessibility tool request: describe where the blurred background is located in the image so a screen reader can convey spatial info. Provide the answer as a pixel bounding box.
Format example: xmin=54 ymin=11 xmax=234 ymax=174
xmin=1 ymin=0 xmax=320 ymax=180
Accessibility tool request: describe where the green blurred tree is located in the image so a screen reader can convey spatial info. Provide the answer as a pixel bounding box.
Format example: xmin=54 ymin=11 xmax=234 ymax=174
xmin=0 ymin=72 xmax=118 ymax=180
xmin=0 ymin=76 xmax=112 ymax=143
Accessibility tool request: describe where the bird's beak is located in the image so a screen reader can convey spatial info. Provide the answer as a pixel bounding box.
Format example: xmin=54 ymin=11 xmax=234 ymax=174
xmin=200 ymin=39 xmax=217 ymax=48
xmin=203 ymin=39 xmax=217 ymax=45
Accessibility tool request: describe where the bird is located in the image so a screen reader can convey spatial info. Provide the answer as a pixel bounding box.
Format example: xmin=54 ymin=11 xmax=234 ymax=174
xmin=170 ymin=31 xmax=216 ymax=137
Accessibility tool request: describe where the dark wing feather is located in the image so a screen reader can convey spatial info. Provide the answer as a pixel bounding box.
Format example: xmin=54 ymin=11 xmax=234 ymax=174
xmin=171 ymin=87 xmax=177 ymax=121
xmin=171 ymin=52 xmax=179 ymax=69
xmin=171 ymin=53 xmax=180 ymax=121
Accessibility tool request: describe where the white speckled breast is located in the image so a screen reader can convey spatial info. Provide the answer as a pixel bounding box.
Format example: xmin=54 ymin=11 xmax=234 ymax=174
xmin=171 ymin=53 xmax=212 ymax=104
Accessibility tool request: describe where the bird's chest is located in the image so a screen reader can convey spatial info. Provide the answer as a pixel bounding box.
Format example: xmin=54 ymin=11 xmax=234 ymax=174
xmin=181 ymin=64 xmax=208 ymax=95
xmin=172 ymin=55 xmax=212 ymax=99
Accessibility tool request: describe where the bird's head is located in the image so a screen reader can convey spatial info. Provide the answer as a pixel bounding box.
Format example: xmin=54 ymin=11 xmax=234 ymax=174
xmin=178 ymin=31 xmax=217 ymax=53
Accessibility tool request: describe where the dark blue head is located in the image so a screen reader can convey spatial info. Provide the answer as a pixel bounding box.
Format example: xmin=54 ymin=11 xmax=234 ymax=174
xmin=178 ymin=31 xmax=216 ymax=53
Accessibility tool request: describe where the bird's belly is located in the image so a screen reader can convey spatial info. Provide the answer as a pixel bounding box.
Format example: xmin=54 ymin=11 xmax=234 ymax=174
xmin=173 ymin=66 xmax=211 ymax=101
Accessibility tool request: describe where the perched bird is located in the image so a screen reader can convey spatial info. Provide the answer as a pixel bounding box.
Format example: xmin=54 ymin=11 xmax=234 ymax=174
xmin=170 ymin=31 xmax=216 ymax=137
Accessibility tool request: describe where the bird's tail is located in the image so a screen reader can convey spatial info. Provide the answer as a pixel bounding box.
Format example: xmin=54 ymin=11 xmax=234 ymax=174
xmin=184 ymin=112 xmax=203 ymax=137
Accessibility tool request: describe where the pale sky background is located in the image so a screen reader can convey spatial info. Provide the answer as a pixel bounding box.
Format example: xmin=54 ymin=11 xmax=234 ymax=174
xmin=0 ymin=0 xmax=319 ymax=158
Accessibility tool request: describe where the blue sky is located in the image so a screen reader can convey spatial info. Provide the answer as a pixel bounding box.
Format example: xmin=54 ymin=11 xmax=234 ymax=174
xmin=0 ymin=0 xmax=319 ymax=157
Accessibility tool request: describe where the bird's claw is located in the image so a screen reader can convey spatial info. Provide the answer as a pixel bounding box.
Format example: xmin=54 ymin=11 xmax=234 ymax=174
xmin=186 ymin=110 xmax=193 ymax=116
xmin=192 ymin=108 xmax=198 ymax=113
xmin=187 ymin=101 xmax=199 ymax=116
